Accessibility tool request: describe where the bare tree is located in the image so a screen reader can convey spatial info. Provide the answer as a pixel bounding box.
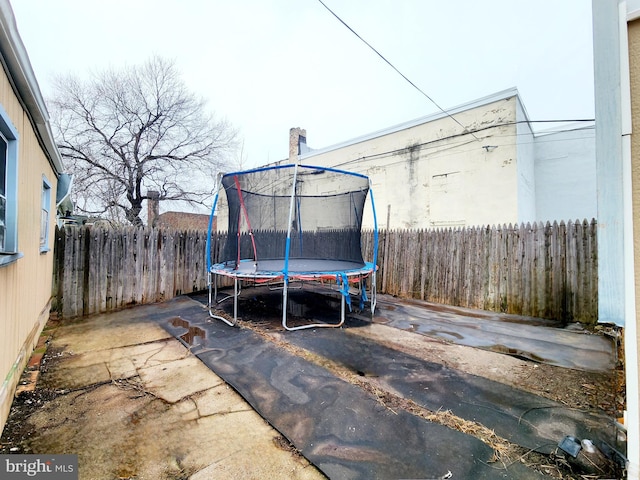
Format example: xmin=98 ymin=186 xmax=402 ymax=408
xmin=49 ymin=56 xmax=237 ymax=226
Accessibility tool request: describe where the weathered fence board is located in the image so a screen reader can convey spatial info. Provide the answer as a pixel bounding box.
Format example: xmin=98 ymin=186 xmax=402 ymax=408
xmin=52 ymin=226 xmax=209 ymax=318
xmin=358 ymin=220 xmax=598 ymax=323
xmin=53 ymin=219 xmax=598 ymax=323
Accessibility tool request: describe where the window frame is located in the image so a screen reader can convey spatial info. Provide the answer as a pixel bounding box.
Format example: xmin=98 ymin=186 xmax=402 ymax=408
xmin=0 ymin=130 xmax=7 ymax=252
xmin=0 ymin=103 xmax=21 ymax=267
xmin=40 ymin=174 xmax=51 ymax=253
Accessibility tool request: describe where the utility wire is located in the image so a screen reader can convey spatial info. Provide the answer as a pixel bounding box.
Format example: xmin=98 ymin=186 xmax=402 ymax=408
xmin=327 ymin=120 xmax=596 ymax=170
xmin=316 ymin=0 xmax=478 ymax=140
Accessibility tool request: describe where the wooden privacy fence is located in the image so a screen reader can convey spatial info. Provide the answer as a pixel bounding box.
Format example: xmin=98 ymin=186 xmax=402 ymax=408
xmin=363 ymin=219 xmax=598 ymax=324
xmin=53 ymin=219 xmax=598 ymax=323
xmin=52 ymin=226 xmax=211 ymax=318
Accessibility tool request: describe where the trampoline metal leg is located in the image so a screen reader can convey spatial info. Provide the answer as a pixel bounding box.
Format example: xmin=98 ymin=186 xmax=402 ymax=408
xmin=282 ymin=280 xmax=346 ymax=331
xmin=282 ymin=278 xmax=289 ymax=330
xmin=208 ymin=272 xmax=367 ymax=331
xmin=208 ymin=272 xmax=237 ymax=327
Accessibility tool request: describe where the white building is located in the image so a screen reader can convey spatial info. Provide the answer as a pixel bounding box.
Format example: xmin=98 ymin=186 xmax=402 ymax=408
xmin=289 ymin=87 xmax=595 ymax=230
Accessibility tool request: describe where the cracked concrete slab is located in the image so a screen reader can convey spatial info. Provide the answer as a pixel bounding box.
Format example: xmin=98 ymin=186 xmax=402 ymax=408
xmin=9 ymin=304 xmax=325 ymax=480
xmin=40 ymin=339 xmax=188 ymax=390
xmin=49 ymin=316 xmax=174 ymax=355
xmin=138 ymin=355 xmax=225 ymax=403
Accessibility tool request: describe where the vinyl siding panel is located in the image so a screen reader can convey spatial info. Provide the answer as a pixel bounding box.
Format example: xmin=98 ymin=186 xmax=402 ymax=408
xmin=0 ymin=63 xmax=58 ymax=433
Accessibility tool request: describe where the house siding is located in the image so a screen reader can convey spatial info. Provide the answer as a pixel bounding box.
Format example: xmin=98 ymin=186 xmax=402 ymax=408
xmin=0 ymin=53 xmax=58 ymax=434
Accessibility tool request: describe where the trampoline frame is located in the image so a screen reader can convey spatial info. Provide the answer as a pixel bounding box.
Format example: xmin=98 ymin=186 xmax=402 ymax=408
xmin=205 ymin=163 xmax=379 ymax=331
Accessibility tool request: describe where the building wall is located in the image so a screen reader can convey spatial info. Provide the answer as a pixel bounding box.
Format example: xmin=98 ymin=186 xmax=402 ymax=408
xmin=0 ymin=66 xmax=58 ymax=434
xmin=516 ymin=99 xmax=537 ymax=223
xmin=300 ymin=94 xmax=521 ymax=230
xmin=216 ymin=90 xmax=597 ymax=234
xmin=155 ymin=212 xmax=212 ymax=231
xmin=534 ymin=125 xmax=597 ymax=222
xmin=628 ymin=15 xmax=640 ymax=477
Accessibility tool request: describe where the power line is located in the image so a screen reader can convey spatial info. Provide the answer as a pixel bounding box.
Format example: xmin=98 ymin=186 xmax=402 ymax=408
xmin=326 ymin=120 xmax=596 ymax=170
xmin=316 ymin=0 xmax=479 ymax=140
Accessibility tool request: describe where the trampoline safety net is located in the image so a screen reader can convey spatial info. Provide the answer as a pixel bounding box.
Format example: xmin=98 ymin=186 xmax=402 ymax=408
xmin=206 ymin=163 xmax=378 ymax=330
xmin=219 ymin=164 xmax=370 ymax=272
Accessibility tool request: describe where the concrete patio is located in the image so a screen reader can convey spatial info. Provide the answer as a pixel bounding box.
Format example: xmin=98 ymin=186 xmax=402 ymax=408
xmin=0 ymin=301 xmax=325 ymax=479
xmin=0 ymin=288 xmax=624 ymax=479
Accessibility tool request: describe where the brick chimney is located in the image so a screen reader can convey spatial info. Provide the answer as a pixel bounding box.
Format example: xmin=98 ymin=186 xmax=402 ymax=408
xmin=147 ymin=190 xmax=160 ymax=227
xmin=289 ymin=127 xmax=307 ymax=163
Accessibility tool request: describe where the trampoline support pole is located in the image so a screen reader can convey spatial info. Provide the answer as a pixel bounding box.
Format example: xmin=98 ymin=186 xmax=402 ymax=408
xmin=371 ymin=271 xmax=377 ymax=316
xmin=234 ymin=277 xmax=239 ymax=322
xmin=282 ymin=279 xmax=289 ymax=329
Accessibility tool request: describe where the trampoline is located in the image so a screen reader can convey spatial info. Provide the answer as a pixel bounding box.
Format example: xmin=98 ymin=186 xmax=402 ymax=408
xmin=205 ymin=163 xmax=378 ymax=330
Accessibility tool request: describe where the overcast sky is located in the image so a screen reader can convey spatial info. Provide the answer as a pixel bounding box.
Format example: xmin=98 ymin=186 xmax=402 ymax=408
xmin=11 ymin=0 xmax=594 ymax=170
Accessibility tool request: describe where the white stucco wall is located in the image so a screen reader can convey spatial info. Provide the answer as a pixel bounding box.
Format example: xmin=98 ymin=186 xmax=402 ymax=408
xmin=300 ymin=91 xmax=522 ymax=230
xmin=533 ymin=124 xmax=597 ymax=222
xmin=221 ymin=89 xmax=597 ymax=234
xmin=516 ymin=98 xmax=537 ymax=223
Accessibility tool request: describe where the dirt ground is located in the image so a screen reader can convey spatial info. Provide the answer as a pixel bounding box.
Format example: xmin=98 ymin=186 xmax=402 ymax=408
xmin=0 ymin=292 xmax=625 ymax=480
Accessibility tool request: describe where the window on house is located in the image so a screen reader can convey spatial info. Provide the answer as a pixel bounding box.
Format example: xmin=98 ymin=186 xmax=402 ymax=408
xmin=0 ymin=133 xmax=6 ymax=251
xmin=40 ymin=176 xmax=51 ymax=252
xmin=0 ymin=104 xmax=20 ymax=266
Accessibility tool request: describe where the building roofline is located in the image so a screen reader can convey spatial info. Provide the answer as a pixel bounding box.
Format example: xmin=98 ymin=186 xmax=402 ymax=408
xmin=0 ymin=0 xmax=63 ymax=175
xmin=628 ymin=0 xmax=640 ymax=21
xmin=300 ymin=87 xmax=522 ymax=160
xmin=532 ymin=120 xmax=596 ymax=137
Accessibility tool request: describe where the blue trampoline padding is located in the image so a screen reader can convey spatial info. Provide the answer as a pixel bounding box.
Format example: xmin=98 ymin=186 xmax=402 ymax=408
xmin=210 ymin=259 xmax=375 ymax=279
